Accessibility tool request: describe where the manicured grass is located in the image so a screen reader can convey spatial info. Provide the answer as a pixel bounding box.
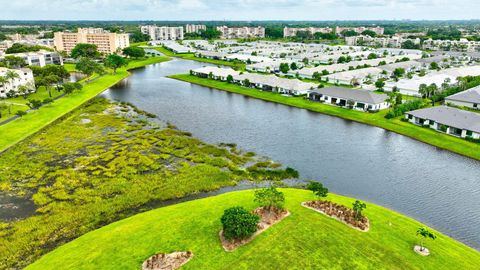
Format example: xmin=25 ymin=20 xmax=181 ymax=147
xmin=0 ymin=56 xmax=171 ymax=152
xmin=26 ymin=188 xmax=480 ymax=270
xmin=169 ymin=74 xmax=480 ymax=161
xmin=151 ymin=47 xmax=246 ymax=70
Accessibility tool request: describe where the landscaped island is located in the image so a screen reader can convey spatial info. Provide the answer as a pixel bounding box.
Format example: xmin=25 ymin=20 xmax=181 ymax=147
xmin=169 ymin=74 xmax=480 ymax=161
xmin=0 ymin=98 xmax=296 ymax=269
xmin=25 ymin=189 xmax=480 ymax=270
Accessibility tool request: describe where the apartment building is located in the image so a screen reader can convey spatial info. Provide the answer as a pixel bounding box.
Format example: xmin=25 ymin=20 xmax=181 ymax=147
xmin=345 ymin=35 xmax=420 ymax=48
xmin=54 ymin=28 xmax=130 ymax=54
xmin=141 ymin=25 xmax=184 ymax=41
xmin=283 ymin=27 xmax=333 ymax=37
xmin=0 ymin=67 xmax=35 ymax=98
xmin=185 ymin=24 xmax=207 ymax=34
xmin=423 ymin=38 xmax=480 ymax=52
xmin=336 ymin=26 xmax=384 ymax=37
xmin=0 ymin=50 xmax=63 ymax=67
xmin=216 ymin=26 xmax=265 ymax=39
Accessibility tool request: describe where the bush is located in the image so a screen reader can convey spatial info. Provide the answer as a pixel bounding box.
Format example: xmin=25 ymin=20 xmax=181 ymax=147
xmin=307 ymin=181 xmax=329 ymax=198
xmin=221 ymin=206 xmax=260 ymax=240
xmin=385 ymin=99 xmax=425 ymax=119
xmin=254 ymin=187 xmax=285 ymax=210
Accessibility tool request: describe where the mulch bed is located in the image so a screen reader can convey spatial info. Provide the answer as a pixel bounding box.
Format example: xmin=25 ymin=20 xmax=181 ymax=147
xmin=220 ymin=206 xmax=290 ymax=251
xmin=302 ymin=200 xmax=369 ymax=232
xmin=142 ymin=251 xmax=193 ymax=270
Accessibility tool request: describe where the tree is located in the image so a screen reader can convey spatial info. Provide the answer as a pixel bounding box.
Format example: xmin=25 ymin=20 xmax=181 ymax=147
xmin=27 ymin=99 xmax=42 ymax=109
xmin=221 ymin=206 xmax=260 ymax=240
xmin=129 ymin=31 xmax=150 ymax=43
xmin=254 ymin=187 xmax=285 ymax=210
xmin=312 ymin=72 xmax=322 ymax=80
xmin=243 ymin=79 xmax=250 ymax=87
xmin=5 ymin=43 xmax=51 ymax=54
xmin=71 ymin=43 xmax=100 ymax=59
xmin=416 ymin=227 xmax=436 ymax=252
xmin=352 ymin=200 xmax=366 ymax=220
xmin=75 ymin=57 xmax=100 ymax=76
xmin=62 ymin=82 xmax=82 ymax=94
xmin=393 ymin=68 xmax=406 ymax=78
xmin=395 ymin=93 xmax=403 ymax=105
xmin=367 ymin=53 xmax=378 ymax=60
xmin=375 ymin=79 xmax=385 ymax=91
xmin=418 ymin=83 xmax=429 ymax=98
xmin=5 ymin=70 xmax=20 ymax=90
xmin=43 ymin=74 xmax=60 ymax=98
xmin=17 ymin=85 xmax=31 ymax=99
xmin=342 ymin=30 xmax=358 ymax=37
xmin=200 ymin=28 xmax=222 ymax=39
xmin=104 ymin=54 xmax=127 ymax=74
xmin=15 ymin=110 xmax=27 ymax=117
xmin=430 ymin=62 xmax=439 ymax=70
xmin=226 ymin=74 xmax=233 ymax=83
xmin=279 ymin=63 xmax=290 ymax=74
xmin=122 ymin=46 xmax=145 ymax=58
xmin=401 ymin=40 xmax=420 ymax=49
xmin=362 ymin=30 xmax=377 ymax=37
xmin=290 ymin=62 xmax=298 ymax=70
xmin=307 ymin=181 xmax=329 ymax=199
xmin=0 ymin=56 xmax=27 ymax=68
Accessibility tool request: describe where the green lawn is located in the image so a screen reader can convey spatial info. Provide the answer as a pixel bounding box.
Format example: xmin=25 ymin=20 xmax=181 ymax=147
xmin=0 ymin=56 xmax=171 ymax=152
xmin=26 ymin=188 xmax=480 ymax=270
xmin=169 ymin=74 xmax=480 ymax=161
xmin=151 ymin=46 xmax=246 ymax=70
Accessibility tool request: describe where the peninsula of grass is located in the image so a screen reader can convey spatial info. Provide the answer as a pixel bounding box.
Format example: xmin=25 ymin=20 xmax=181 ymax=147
xmin=0 ymin=56 xmax=171 ymax=152
xmin=151 ymin=46 xmax=246 ymax=70
xmin=26 ymin=189 xmax=480 ymax=270
xmin=169 ymin=74 xmax=480 ymax=161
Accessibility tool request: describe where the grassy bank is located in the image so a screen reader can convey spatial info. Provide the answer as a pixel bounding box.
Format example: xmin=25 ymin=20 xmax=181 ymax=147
xmin=0 ymin=97 xmax=295 ymax=269
xmin=0 ymin=56 xmax=171 ymax=152
xmin=151 ymin=46 xmax=246 ymax=70
xmin=27 ymin=188 xmax=480 ymax=270
xmin=169 ymin=74 xmax=480 ymax=161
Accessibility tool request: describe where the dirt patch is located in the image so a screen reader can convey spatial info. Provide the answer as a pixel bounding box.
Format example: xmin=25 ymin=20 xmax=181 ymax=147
xmin=142 ymin=251 xmax=193 ymax=270
xmin=302 ymin=201 xmax=369 ymax=232
xmin=220 ymin=207 xmax=290 ymax=251
xmin=413 ymin=245 xmax=430 ymax=256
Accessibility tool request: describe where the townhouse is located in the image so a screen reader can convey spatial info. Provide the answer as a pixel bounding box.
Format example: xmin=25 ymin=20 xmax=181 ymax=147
xmin=444 ymin=85 xmax=480 ymax=109
xmin=405 ymin=106 xmax=480 ymax=139
xmin=308 ymin=87 xmax=390 ymax=111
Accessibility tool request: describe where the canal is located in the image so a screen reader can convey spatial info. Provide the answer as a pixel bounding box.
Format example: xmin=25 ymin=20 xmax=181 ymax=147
xmin=102 ymin=58 xmax=480 ymax=249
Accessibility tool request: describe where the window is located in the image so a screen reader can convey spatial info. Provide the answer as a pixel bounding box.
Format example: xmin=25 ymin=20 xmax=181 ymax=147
xmin=466 ymin=130 xmax=473 ymax=136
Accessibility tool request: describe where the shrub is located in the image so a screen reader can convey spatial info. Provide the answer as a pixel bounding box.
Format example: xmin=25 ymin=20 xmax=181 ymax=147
xmin=254 ymin=187 xmax=285 ymax=210
xmin=352 ymin=200 xmax=367 ymax=220
xmin=307 ymin=181 xmax=329 ymax=198
xmin=385 ymin=99 xmax=425 ymax=119
xmin=221 ymin=206 xmax=260 ymax=240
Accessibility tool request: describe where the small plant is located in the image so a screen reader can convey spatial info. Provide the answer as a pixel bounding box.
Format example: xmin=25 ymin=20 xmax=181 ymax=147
xmin=254 ymin=187 xmax=285 ymax=210
xmin=221 ymin=206 xmax=260 ymax=240
xmin=352 ymin=200 xmax=367 ymax=221
xmin=416 ymin=227 xmax=436 ymax=252
xmin=307 ymin=181 xmax=329 ymax=199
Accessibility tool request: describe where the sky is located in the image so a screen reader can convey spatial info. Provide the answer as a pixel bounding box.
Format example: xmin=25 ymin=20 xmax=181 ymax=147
xmin=0 ymin=0 xmax=479 ymax=21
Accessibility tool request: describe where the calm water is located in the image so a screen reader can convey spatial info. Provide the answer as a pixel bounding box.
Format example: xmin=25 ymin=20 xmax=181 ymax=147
xmin=101 ymin=59 xmax=480 ymax=249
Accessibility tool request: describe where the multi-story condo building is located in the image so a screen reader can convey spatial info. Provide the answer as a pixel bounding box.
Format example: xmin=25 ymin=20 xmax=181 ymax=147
xmin=335 ymin=26 xmax=384 ymax=37
xmin=185 ymin=24 xmax=207 ymax=34
xmin=283 ymin=27 xmax=333 ymax=37
xmin=423 ymin=38 xmax=480 ymax=52
xmin=141 ymin=25 xmax=184 ymax=41
xmin=216 ymin=26 xmax=265 ymax=39
xmin=0 ymin=67 xmax=35 ymax=98
xmin=0 ymin=50 xmax=63 ymax=67
xmin=54 ymin=28 xmax=130 ymax=54
xmin=345 ymin=35 xmax=421 ymax=48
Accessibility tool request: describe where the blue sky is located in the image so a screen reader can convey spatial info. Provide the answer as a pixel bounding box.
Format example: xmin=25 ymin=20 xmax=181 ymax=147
xmin=0 ymin=0 xmax=479 ymax=21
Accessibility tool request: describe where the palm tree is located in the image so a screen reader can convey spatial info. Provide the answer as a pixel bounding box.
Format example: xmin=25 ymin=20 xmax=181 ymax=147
xmin=0 ymin=76 xmax=7 ymax=93
xmin=416 ymin=227 xmax=436 ymax=252
xmin=5 ymin=70 xmax=20 ymax=90
xmin=418 ymin=83 xmax=428 ymax=99
xmin=456 ymin=76 xmax=467 ymax=91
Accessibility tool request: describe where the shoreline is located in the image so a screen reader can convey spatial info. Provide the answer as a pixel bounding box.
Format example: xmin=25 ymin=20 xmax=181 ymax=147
xmin=168 ymin=74 xmax=480 ymax=161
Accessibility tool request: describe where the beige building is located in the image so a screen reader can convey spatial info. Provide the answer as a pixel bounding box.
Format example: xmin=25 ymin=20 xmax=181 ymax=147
xmin=54 ymin=28 xmax=130 ymax=54
xmin=216 ymin=26 xmax=265 ymax=39
xmin=185 ymin=24 xmax=207 ymax=34
xmin=283 ymin=27 xmax=332 ymax=37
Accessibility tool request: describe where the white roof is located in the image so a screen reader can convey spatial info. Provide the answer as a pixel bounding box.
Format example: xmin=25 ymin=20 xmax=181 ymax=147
xmin=192 ymin=66 xmax=240 ymax=78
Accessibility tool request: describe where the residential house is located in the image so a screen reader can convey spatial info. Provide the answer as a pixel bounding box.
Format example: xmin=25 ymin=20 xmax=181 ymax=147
xmin=308 ymin=86 xmax=389 ymax=111
xmin=445 ymin=85 xmax=480 ymax=109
